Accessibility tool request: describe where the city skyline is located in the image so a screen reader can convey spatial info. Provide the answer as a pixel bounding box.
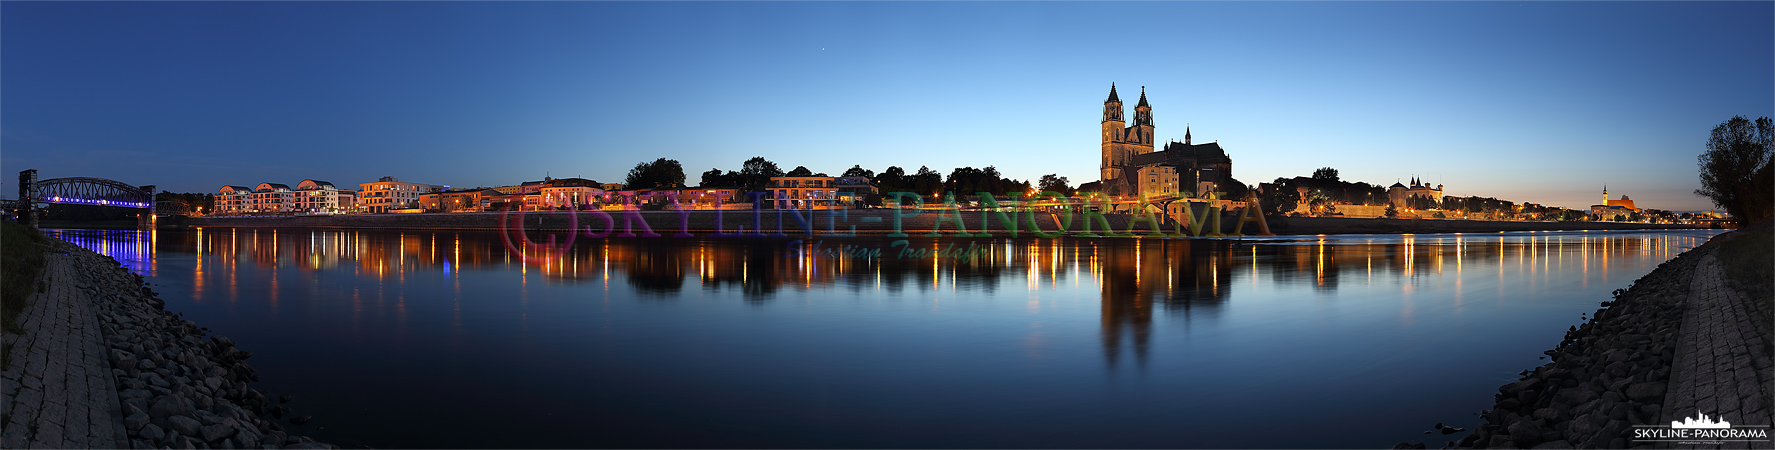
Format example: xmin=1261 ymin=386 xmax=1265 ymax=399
xmin=3 ymin=2 xmax=1771 ymax=212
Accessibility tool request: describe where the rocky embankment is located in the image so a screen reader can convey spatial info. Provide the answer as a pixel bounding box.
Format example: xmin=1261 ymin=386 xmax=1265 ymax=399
xmin=1424 ymin=235 xmax=1717 ymax=449
xmin=63 ymin=242 xmax=334 ymax=449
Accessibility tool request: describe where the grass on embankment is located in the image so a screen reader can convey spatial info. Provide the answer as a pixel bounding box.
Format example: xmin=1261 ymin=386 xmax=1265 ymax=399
xmin=1715 ymin=221 xmax=1773 ymax=353
xmin=2 ymin=221 xmax=50 ymax=369
xmin=1717 ymin=221 xmax=1773 ymax=300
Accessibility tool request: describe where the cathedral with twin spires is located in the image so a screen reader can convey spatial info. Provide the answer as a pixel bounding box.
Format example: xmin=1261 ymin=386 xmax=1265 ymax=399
xmin=1088 ymin=84 xmax=1235 ymax=200
xmin=1099 ymin=83 xmax=1156 ymax=181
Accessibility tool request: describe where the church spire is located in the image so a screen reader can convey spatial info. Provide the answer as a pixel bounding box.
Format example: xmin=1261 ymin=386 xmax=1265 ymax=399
xmin=1102 ymin=83 xmax=1124 ymax=123
xmin=1185 ymin=124 xmax=1192 ymax=145
xmin=1132 ymin=86 xmax=1153 ymax=127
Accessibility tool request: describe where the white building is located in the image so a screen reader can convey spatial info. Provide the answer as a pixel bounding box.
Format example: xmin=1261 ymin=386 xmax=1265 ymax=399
xmin=251 ymin=183 xmax=294 ymax=213
xmin=293 ymin=180 xmax=357 ymax=213
xmin=769 ymin=176 xmax=841 ymax=210
xmin=217 ymin=186 xmax=253 ymax=215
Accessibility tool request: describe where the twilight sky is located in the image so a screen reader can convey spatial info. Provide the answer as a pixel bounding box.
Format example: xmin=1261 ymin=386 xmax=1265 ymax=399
xmin=3 ymin=2 xmax=1770 ymax=211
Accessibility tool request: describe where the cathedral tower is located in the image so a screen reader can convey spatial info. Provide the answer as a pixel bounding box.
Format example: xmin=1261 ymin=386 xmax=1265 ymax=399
xmin=1133 ymin=87 xmax=1154 ymax=148
xmin=1102 ymin=84 xmax=1126 ymax=181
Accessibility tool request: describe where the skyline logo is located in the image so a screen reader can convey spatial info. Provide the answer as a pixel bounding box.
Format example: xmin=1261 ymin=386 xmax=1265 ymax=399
xmin=1672 ymin=412 xmax=1732 ymax=429
xmin=1633 ymin=411 xmax=1769 ymax=446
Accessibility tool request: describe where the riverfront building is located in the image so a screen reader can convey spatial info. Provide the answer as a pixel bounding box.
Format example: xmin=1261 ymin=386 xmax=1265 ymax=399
xmin=1591 ymin=185 xmax=1640 ymax=219
xmin=1388 ymin=177 xmax=1445 ymax=208
xmin=420 ymin=188 xmax=510 ymax=213
xmin=358 ymin=176 xmax=443 ymax=213
xmin=538 ymin=177 xmax=605 ymax=210
xmin=217 ymin=186 xmax=252 ymax=214
xmin=769 ymin=176 xmax=841 ymax=210
xmin=293 ymin=180 xmax=356 ymax=213
xmin=250 ymin=183 xmax=293 ymax=213
xmin=216 ymin=180 xmax=358 ymax=214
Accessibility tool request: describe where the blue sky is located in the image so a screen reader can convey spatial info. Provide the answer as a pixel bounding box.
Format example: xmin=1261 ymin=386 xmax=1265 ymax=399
xmin=3 ymin=2 xmax=1770 ymax=211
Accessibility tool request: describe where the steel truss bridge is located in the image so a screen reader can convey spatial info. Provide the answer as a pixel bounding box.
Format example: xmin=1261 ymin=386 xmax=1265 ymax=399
xmin=35 ymin=177 xmax=156 ymax=209
xmin=14 ymin=170 xmax=157 ymax=227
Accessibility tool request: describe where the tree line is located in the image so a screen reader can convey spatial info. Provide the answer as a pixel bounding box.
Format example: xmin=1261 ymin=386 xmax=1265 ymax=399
xmin=622 ymin=156 xmax=1075 ymax=202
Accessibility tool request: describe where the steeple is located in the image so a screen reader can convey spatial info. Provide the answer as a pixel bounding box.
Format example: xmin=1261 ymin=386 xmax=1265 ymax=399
xmin=1102 ymin=83 xmax=1124 ymax=123
xmin=1132 ymin=86 xmax=1153 ymax=127
xmin=1185 ymin=124 xmax=1192 ymax=145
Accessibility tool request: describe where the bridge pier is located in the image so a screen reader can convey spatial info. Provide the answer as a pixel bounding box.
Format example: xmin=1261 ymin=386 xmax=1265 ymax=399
xmin=18 ymin=169 xmax=38 ymax=228
xmin=139 ymin=185 xmax=156 ymax=230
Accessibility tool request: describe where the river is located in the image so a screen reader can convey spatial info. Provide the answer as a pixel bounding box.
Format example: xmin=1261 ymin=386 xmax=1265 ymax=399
xmin=45 ymin=227 xmax=1720 ymax=448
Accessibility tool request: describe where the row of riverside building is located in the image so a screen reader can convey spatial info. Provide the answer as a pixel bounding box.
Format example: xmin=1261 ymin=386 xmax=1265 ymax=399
xmin=212 ymin=176 xmax=880 ymax=215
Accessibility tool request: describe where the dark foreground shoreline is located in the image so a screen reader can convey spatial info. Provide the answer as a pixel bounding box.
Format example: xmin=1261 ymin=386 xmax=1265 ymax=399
xmin=1 ymin=236 xmax=337 ymax=449
xmin=1399 ymin=225 xmax=1772 ymax=449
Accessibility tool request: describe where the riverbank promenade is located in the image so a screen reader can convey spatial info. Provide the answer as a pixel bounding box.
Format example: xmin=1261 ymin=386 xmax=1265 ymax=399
xmin=3 ymin=238 xmax=332 ymax=449
xmin=1663 ymin=249 xmax=1772 ymax=439
xmin=1 ymin=251 xmax=128 ymax=448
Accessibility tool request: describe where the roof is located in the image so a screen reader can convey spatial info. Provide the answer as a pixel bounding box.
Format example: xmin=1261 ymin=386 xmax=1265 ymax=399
xmin=1390 ymin=182 xmax=1407 ymax=189
xmin=1106 ymin=83 xmax=1120 ymax=103
xmin=546 ymin=177 xmax=600 ymax=188
xmin=1132 ymin=142 xmax=1232 ymax=167
xmin=1136 ymin=86 xmax=1149 ymax=107
xmin=219 ymin=186 xmax=252 ymax=194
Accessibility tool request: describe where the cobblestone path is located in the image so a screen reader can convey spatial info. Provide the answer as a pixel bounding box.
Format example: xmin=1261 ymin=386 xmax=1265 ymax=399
xmin=1660 ymin=253 xmax=1774 ymax=449
xmin=1 ymin=252 xmax=128 ymax=448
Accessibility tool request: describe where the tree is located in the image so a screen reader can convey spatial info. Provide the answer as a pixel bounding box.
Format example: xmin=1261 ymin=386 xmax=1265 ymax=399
xmin=1406 ymin=195 xmax=1437 ymax=211
xmin=1312 ymin=167 xmax=1340 ymax=182
xmin=739 ymin=156 xmax=784 ymax=193
xmin=913 ymin=166 xmax=942 ymax=196
xmin=1385 ymin=204 xmax=1399 ymax=218
xmin=625 ymin=158 xmax=686 ymax=189
xmin=842 ymin=165 xmax=874 ymax=179
xmin=786 ymin=166 xmax=814 ymax=177
xmin=1261 ymin=178 xmax=1301 ymax=216
xmin=1305 ymin=189 xmax=1334 ymax=215
xmin=1696 ymin=116 xmax=1775 ymax=224
xmin=876 ymin=166 xmax=907 ymax=192
xmin=700 ymin=168 xmax=730 ymax=187
xmin=155 ymin=192 xmax=216 ymax=213
xmin=945 ymin=167 xmax=981 ymax=195
xmin=1038 ymin=174 xmax=1073 ymax=196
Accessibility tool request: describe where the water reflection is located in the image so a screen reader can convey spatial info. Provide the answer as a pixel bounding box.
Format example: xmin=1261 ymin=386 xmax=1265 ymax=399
xmin=45 ymin=229 xmax=157 ymax=275
xmin=45 ymin=227 xmax=1719 ymax=448
xmin=91 ymin=228 xmax=1707 ymax=360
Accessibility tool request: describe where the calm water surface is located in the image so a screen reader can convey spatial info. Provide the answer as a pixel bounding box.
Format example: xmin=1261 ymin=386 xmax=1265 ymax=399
xmin=49 ymin=227 xmax=1721 ymax=448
